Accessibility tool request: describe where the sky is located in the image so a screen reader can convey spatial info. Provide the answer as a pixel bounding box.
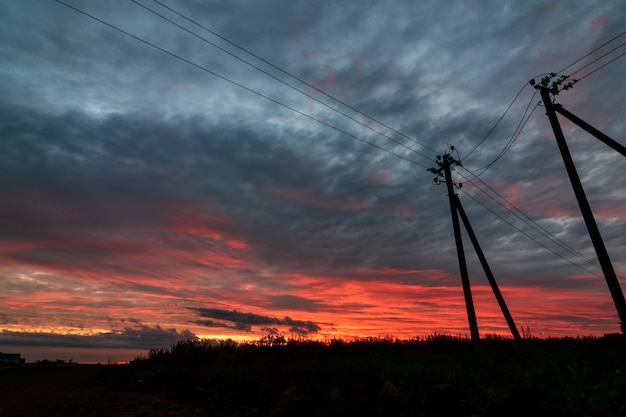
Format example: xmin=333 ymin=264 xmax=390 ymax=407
xmin=1 ymin=0 xmax=626 ymax=363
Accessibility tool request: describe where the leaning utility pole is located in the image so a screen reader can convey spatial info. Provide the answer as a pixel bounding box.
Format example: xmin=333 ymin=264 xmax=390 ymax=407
xmin=442 ymin=153 xmax=480 ymax=343
xmin=532 ymin=75 xmax=626 ymax=332
xmin=429 ymin=149 xmax=521 ymax=343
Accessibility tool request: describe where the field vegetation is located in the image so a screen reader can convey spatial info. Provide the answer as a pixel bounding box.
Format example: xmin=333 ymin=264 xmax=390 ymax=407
xmin=2 ymin=334 xmax=625 ymax=416
xmin=124 ymin=334 xmax=626 ymax=416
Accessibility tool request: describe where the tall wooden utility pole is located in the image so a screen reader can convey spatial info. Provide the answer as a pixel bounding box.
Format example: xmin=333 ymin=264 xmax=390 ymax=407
xmin=534 ymin=77 xmax=626 ymax=332
xmin=442 ymin=153 xmax=480 ymax=343
xmin=430 ymin=150 xmax=521 ymax=343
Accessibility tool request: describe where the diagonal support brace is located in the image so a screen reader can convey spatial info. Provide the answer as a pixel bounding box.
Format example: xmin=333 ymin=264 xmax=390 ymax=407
xmin=554 ymin=104 xmax=626 ymax=157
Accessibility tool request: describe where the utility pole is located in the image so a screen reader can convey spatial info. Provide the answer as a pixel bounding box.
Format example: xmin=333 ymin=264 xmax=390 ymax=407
xmin=429 ymin=149 xmax=522 ymax=343
xmin=533 ymin=76 xmax=626 ymax=332
xmin=436 ymin=152 xmax=480 ymax=343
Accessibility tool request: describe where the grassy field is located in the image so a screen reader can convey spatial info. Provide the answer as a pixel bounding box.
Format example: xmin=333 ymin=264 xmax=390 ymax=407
xmin=1 ymin=335 xmax=625 ymax=416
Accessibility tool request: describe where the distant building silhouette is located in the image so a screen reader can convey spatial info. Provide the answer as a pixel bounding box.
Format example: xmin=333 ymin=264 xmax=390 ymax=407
xmin=0 ymin=352 xmax=25 ymax=365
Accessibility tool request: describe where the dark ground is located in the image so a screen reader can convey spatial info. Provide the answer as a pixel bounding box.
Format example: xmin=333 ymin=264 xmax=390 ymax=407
xmin=1 ymin=337 xmax=626 ymax=417
xmin=0 ymin=365 xmax=205 ymax=417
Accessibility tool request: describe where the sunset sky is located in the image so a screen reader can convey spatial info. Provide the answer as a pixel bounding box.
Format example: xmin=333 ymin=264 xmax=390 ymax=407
xmin=1 ymin=0 xmax=626 ymax=363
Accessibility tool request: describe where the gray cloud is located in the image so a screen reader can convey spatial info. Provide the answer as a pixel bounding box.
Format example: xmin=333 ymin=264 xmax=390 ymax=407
xmin=0 ymin=324 xmax=196 ymax=350
xmin=192 ymin=308 xmax=321 ymax=335
xmin=1 ymin=0 xmax=625 ymax=355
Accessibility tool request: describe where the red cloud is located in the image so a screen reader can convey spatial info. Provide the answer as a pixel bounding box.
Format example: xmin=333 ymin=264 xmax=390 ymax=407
xmin=3 ymin=263 xmax=622 ymax=350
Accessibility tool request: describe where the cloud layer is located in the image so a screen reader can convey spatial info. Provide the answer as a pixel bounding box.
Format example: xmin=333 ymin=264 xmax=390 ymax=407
xmin=1 ymin=0 xmax=625 ymax=360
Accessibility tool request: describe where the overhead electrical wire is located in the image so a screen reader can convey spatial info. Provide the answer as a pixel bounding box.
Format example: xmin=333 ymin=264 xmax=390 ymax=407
xmin=128 ymin=0 xmax=436 ymax=165
xmin=484 ymin=100 xmax=539 ymax=172
xmin=461 ymin=82 xmax=530 ymax=162
xmin=566 ymin=41 xmax=626 ymax=79
xmin=553 ymin=29 xmax=626 ymax=76
xmin=56 ymin=0 xmax=626 ymax=281
xmin=531 ymin=34 xmax=626 ymax=97
xmin=146 ymin=0 xmax=439 ymax=156
xmin=458 ymin=187 xmax=606 ymax=278
xmin=480 ymin=31 xmax=626 ymax=270
xmin=457 ymin=171 xmax=602 ymax=272
xmin=448 ymin=28 xmax=626 ymax=279
xmin=465 ymin=91 xmax=540 ymax=179
xmin=54 ymin=0 xmax=431 ymax=170
xmin=463 ymin=29 xmax=626 ymax=171
xmin=576 ymin=50 xmax=626 ymax=82
xmin=139 ymin=1 xmax=625 ymax=281
xmin=454 ymin=31 xmax=626 ymax=281
xmin=432 ymin=156 xmax=609 ymax=279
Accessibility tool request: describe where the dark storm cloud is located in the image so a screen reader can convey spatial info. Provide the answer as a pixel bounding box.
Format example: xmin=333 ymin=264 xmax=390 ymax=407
xmin=192 ymin=308 xmax=321 ymax=335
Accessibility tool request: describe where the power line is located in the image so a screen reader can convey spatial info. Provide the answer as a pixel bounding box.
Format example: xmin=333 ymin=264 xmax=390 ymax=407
xmin=145 ymin=0 xmax=439 ymax=156
xmin=533 ymin=34 xmax=626 ymax=96
xmin=568 ymin=42 xmax=626 ymax=79
xmin=468 ymin=32 xmax=626 ymax=264
xmin=129 ymin=0 xmax=436 ymax=164
xmin=54 ymin=0 xmax=626 ymax=282
xmin=466 ymin=30 xmax=626 ymax=170
xmin=469 ymin=40 xmax=624 ymax=177
xmin=460 ymin=176 xmax=626 ymax=283
xmin=554 ymin=29 xmax=626 ymax=76
xmin=457 ymin=187 xmax=605 ymax=278
xmin=485 ymin=33 xmax=626 ymax=281
xmin=464 ymin=90 xmax=540 ymax=179
xmin=149 ymin=0 xmax=438 ymax=154
xmin=461 ymin=82 xmax=529 ymax=162
xmin=489 ymin=97 xmax=539 ymax=167
xmin=433 ymin=154 xmax=606 ymax=277
xmin=577 ymin=50 xmax=626 ymax=82
xmin=459 ymin=172 xmax=602 ymax=273
xmin=54 ymin=0 xmax=431 ymax=170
